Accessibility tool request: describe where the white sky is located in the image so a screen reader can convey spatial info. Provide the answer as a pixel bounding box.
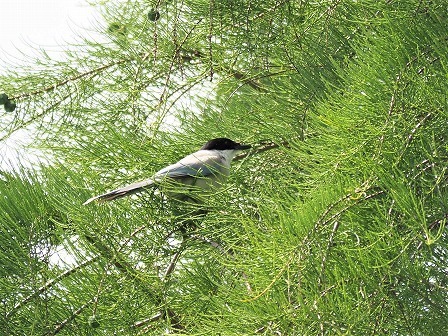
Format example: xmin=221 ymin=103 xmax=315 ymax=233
xmin=0 ymin=0 xmax=100 ymax=72
xmin=0 ymin=0 xmax=101 ymax=169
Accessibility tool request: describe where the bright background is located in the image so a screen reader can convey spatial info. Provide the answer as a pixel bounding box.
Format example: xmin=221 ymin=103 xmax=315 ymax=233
xmin=0 ymin=0 xmax=100 ymax=169
xmin=0 ymin=0 xmax=100 ymax=73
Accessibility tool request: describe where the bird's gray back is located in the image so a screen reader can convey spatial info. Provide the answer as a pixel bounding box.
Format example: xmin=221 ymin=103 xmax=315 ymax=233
xmin=154 ymin=150 xmax=231 ymax=180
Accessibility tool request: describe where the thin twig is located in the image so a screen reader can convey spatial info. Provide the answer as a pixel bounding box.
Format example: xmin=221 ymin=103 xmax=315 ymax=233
xmin=152 ymin=18 xmax=204 ymax=129
xmin=394 ymin=112 xmax=432 ymax=166
xmin=133 ymin=312 xmax=164 ymax=329
xmin=234 ymin=140 xmax=290 ymax=161
xmin=318 ymin=221 xmax=340 ymax=289
xmin=11 ymin=59 xmax=127 ymax=101
xmin=0 ymin=91 xmax=73 ymax=142
xmin=163 ymin=246 xmax=185 ymax=281
xmin=46 ymin=299 xmax=94 ymax=336
xmin=5 ymin=257 xmax=98 ymax=319
xmin=84 ymin=234 xmax=160 ymax=301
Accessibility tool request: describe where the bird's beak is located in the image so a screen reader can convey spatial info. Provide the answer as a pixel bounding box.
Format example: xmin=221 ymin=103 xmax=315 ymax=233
xmin=236 ymin=143 xmax=251 ymax=150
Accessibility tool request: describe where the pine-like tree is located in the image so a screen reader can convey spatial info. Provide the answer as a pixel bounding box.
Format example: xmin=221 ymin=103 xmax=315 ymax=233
xmin=1 ymin=1 xmax=447 ymax=335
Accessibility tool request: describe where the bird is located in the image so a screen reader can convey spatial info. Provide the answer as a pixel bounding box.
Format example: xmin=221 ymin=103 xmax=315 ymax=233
xmin=83 ymin=138 xmax=251 ymax=205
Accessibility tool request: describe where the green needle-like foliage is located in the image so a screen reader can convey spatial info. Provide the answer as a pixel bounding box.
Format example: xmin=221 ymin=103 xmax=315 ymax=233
xmin=1 ymin=0 xmax=447 ymax=335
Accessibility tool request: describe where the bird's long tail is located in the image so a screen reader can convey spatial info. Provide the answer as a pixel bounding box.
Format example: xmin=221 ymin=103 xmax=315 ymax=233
xmin=83 ymin=179 xmax=155 ymax=205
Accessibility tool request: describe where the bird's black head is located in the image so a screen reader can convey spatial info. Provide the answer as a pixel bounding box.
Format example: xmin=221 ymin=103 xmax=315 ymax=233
xmin=200 ymin=138 xmax=251 ymax=151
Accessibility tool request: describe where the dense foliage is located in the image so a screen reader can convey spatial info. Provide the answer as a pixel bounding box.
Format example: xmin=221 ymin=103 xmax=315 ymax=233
xmin=1 ymin=0 xmax=447 ymax=335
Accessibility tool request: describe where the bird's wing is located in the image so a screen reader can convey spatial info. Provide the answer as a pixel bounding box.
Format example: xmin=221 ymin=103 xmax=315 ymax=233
xmin=154 ymin=152 xmax=224 ymax=180
xmin=83 ymin=178 xmax=154 ymax=205
xmin=83 ymin=151 xmax=227 ymax=205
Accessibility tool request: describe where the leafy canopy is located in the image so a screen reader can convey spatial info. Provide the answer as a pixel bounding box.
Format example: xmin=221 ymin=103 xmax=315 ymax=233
xmin=1 ymin=0 xmax=447 ymax=335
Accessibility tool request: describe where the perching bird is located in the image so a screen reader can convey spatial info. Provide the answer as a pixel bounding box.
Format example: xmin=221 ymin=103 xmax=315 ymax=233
xmin=83 ymin=138 xmax=251 ymax=205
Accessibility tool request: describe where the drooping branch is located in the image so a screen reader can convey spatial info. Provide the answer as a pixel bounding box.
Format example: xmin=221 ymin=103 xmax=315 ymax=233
xmin=5 ymin=257 xmax=99 ymax=319
xmin=10 ymin=58 xmax=128 ymax=101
